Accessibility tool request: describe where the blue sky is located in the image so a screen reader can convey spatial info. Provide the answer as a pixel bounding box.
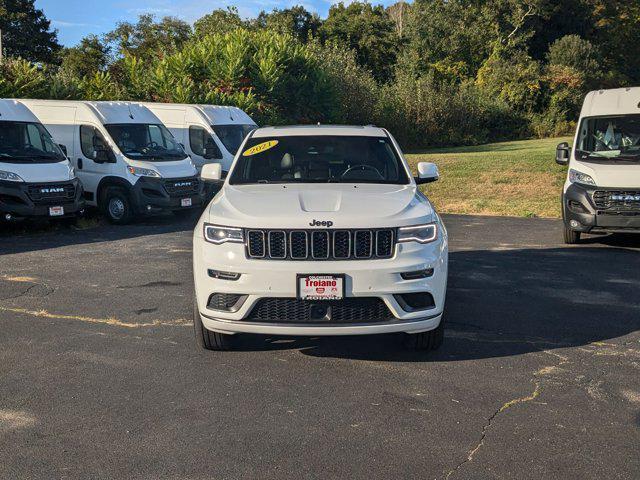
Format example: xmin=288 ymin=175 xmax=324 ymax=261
xmin=36 ymin=0 xmax=395 ymax=47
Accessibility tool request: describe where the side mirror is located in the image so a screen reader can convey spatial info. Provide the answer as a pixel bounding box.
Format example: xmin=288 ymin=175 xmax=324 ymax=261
xmin=201 ymin=163 xmax=222 ymax=182
xmin=58 ymin=144 xmax=68 ymax=156
xmin=556 ymin=142 xmax=570 ymax=165
xmin=415 ymin=162 xmax=439 ymax=184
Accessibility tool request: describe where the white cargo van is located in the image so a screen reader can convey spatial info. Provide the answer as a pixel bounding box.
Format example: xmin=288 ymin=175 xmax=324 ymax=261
xmin=22 ymin=100 xmax=204 ymax=224
xmin=0 ymin=99 xmax=84 ymax=221
xmin=142 ymin=103 xmax=257 ymax=174
xmin=557 ymin=87 xmax=640 ymax=243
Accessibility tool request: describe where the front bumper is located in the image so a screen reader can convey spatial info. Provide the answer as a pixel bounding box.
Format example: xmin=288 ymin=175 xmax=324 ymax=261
xmin=0 ymin=178 xmax=84 ymax=219
xmin=130 ymin=176 xmax=205 ymax=215
xmin=193 ymin=234 xmax=448 ymax=336
xmin=563 ymin=183 xmax=640 ymax=233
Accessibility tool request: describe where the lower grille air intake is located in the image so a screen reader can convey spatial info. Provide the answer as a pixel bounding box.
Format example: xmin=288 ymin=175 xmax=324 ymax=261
xmin=245 ymin=297 xmax=395 ymax=323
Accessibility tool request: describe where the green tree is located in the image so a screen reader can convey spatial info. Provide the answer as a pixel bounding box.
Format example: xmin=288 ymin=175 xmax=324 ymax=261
xmin=0 ymin=0 xmax=61 ymax=63
xmin=193 ymin=7 xmax=247 ymax=36
xmin=59 ymin=35 xmax=110 ymax=78
xmin=320 ymin=1 xmax=398 ymax=82
xmin=105 ymin=14 xmax=191 ymax=61
xmin=255 ymin=6 xmax=322 ymax=42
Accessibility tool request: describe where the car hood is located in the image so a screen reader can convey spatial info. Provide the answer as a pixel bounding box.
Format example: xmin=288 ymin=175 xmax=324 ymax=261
xmin=571 ymin=159 xmax=640 ymax=188
xmin=208 ymin=184 xmax=435 ymax=228
xmin=3 ymin=159 xmax=74 ymax=183
xmin=127 ymin=158 xmax=197 ymax=178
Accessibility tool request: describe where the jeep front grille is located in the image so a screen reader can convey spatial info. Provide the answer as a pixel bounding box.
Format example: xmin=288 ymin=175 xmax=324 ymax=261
xmin=593 ymin=190 xmax=640 ymax=211
xmin=245 ymin=228 xmax=395 ymax=260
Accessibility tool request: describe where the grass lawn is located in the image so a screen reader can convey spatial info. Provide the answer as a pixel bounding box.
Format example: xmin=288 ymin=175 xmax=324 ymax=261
xmin=406 ymin=136 xmax=572 ymax=218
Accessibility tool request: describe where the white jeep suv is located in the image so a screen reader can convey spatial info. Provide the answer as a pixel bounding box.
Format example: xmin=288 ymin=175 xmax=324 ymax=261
xmin=193 ymin=125 xmax=448 ymax=350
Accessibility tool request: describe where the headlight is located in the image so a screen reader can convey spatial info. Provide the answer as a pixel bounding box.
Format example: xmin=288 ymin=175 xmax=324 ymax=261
xmin=204 ymin=224 xmax=244 ymax=244
xmin=127 ymin=166 xmax=161 ymax=178
xmin=569 ymin=169 xmax=595 ymax=186
xmin=398 ymin=223 xmax=438 ymax=244
xmin=0 ymin=170 xmax=24 ymax=182
xmin=69 ymin=165 xmax=76 ymax=178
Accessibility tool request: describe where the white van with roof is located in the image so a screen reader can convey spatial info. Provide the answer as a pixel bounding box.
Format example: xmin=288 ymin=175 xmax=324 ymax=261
xmin=21 ymin=100 xmax=204 ymax=224
xmin=556 ymin=87 xmax=640 ymax=243
xmin=0 ymin=99 xmax=84 ymax=221
xmin=142 ymin=103 xmax=257 ymax=174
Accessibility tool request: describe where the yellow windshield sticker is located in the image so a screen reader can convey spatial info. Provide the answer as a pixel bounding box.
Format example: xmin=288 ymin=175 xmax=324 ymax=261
xmin=243 ymin=140 xmax=279 ymax=156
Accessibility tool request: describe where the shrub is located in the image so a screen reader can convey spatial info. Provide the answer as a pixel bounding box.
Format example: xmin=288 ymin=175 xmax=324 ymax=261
xmin=0 ymin=58 xmax=48 ymax=98
xmin=376 ymin=72 xmax=526 ymax=148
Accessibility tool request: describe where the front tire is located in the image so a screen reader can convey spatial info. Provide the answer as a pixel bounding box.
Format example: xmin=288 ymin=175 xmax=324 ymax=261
xmin=102 ymin=187 xmax=133 ymax=225
xmin=193 ymin=296 xmax=234 ymax=351
xmin=404 ymin=315 xmax=445 ymax=351
xmin=563 ymin=225 xmax=581 ymax=244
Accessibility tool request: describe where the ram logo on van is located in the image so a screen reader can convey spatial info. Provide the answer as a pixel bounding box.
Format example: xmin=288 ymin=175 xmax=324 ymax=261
xmin=40 ymin=187 xmax=65 ymax=194
xmin=611 ymin=194 xmax=640 ymax=202
xmin=309 ymin=219 xmax=334 ymax=227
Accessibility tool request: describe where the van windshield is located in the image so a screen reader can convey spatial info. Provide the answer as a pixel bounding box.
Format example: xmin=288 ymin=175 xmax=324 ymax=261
xmin=105 ymin=123 xmax=187 ymax=161
xmin=576 ymin=115 xmax=640 ymax=161
xmin=0 ymin=121 xmax=66 ymax=163
xmin=212 ymin=124 xmax=256 ymax=155
xmin=229 ymin=135 xmax=410 ymax=185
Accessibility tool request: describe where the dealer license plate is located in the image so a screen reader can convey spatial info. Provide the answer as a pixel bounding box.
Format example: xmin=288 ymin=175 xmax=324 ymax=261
xmin=49 ymin=206 xmax=64 ymax=216
xmin=297 ymin=274 xmax=344 ymax=300
xmin=181 ymin=198 xmax=192 ymax=207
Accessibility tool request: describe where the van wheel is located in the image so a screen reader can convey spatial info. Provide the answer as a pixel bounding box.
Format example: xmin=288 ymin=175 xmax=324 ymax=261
xmin=193 ymin=296 xmax=234 ymax=351
xmin=404 ymin=315 xmax=445 ymax=351
xmin=102 ymin=187 xmax=132 ymax=224
xmin=563 ymin=225 xmax=581 ymax=244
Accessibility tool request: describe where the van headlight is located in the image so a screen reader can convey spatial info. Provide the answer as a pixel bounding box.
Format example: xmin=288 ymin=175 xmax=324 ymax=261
xmin=569 ymin=169 xmax=595 ymax=186
xmin=0 ymin=171 xmax=24 ymax=182
xmin=398 ymin=223 xmax=438 ymax=244
xmin=127 ymin=166 xmax=161 ymax=178
xmin=204 ymin=224 xmax=244 ymax=244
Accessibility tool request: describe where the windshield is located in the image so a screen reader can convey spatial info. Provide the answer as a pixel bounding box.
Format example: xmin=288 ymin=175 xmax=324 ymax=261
xmin=0 ymin=121 xmax=65 ymax=163
xmin=229 ymin=135 xmax=410 ymax=185
xmin=212 ymin=124 xmax=256 ymax=155
xmin=576 ymin=115 xmax=640 ymax=161
xmin=105 ymin=123 xmax=187 ymax=161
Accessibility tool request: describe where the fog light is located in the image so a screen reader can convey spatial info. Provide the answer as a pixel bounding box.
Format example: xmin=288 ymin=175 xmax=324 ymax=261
xmin=401 ymin=268 xmax=434 ymax=280
xmin=570 ymin=220 xmax=580 ymax=228
xmin=5 ymin=213 xmax=11 ymax=221
xmin=207 ymin=269 xmax=241 ymax=281
xmin=146 ymin=205 xmax=152 ymax=211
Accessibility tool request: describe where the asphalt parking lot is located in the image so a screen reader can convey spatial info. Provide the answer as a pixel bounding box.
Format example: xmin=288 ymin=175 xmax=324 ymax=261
xmin=1 ymin=213 xmax=639 ymax=479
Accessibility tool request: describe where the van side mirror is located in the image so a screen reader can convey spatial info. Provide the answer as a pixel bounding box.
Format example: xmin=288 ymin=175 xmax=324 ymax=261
xmin=556 ymin=142 xmax=570 ymax=165
xmin=415 ymin=162 xmax=439 ymax=184
xmin=201 ymin=163 xmax=222 ymax=182
xmin=58 ymin=144 xmax=68 ymax=156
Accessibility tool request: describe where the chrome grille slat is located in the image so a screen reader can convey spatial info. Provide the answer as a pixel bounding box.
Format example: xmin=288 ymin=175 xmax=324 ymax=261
xmin=246 ymin=228 xmax=395 ymax=260
xmin=311 ymin=231 xmax=330 ymax=259
xmin=354 ymin=230 xmax=373 ymax=258
xmin=268 ymin=231 xmax=286 ymax=259
xmin=290 ymin=231 xmax=308 ymax=259
xmin=247 ymin=230 xmax=266 ymax=258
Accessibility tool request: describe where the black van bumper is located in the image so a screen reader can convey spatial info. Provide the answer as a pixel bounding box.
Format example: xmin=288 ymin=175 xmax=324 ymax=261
xmin=0 ymin=178 xmax=85 ymax=220
xmin=130 ymin=176 xmax=205 ymax=215
xmin=563 ymin=183 xmax=640 ymax=233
